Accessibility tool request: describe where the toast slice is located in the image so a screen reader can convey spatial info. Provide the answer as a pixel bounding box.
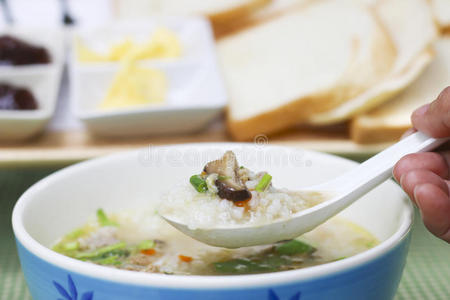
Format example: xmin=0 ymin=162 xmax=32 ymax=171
xmin=214 ymin=0 xmax=312 ymax=38
xmin=114 ymin=0 xmax=272 ymax=31
xmin=221 ymin=0 xmax=396 ymax=141
xmin=307 ymin=0 xmax=437 ymax=125
xmin=351 ymin=38 xmax=450 ymax=144
xmin=429 ymin=0 xmax=450 ymax=34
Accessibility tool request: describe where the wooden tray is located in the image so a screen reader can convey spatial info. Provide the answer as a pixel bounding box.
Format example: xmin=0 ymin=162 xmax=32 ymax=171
xmin=0 ymin=119 xmax=391 ymax=167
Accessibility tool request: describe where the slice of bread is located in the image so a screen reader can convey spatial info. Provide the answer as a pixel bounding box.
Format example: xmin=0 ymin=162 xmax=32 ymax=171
xmin=114 ymin=0 xmax=271 ymax=31
xmin=429 ymin=0 xmax=450 ymax=34
xmin=221 ymin=0 xmax=396 ymax=141
xmin=351 ymin=38 xmax=450 ymax=144
xmin=215 ymin=0 xmax=312 ymax=38
xmin=307 ymin=0 xmax=437 ymax=125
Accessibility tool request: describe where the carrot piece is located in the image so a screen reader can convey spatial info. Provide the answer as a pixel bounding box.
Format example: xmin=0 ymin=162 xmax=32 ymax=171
xmin=141 ymin=249 xmax=156 ymax=255
xmin=179 ymin=255 xmax=193 ymax=262
xmin=234 ymin=198 xmax=250 ymax=209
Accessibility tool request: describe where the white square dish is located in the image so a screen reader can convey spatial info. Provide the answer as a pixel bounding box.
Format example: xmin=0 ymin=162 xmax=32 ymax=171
xmin=0 ymin=28 xmax=64 ymax=142
xmin=71 ymin=18 xmax=227 ymax=138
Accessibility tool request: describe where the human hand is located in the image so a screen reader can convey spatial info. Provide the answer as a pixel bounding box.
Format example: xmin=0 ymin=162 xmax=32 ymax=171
xmin=393 ymin=86 xmax=450 ymax=243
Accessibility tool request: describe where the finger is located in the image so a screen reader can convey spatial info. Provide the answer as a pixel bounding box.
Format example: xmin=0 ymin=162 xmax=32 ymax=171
xmin=393 ymin=152 xmax=449 ymax=182
xmin=399 ymin=169 xmax=449 ymax=204
xmin=414 ymin=183 xmax=450 ymax=243
xmin=411 ymin=86 xmax=450 ymax=138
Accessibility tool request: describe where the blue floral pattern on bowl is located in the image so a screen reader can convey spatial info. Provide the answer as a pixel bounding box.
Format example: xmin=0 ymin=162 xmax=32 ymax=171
xmin=51 ymin=276 xmax=302 ymax=300
xmin=269 ymin=289 xmax=301 ymax=300
xmin=53 ymin=275 xmax=94 ymax=300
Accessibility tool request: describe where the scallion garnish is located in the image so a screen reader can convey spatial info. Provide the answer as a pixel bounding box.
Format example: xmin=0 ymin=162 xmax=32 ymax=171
xmin=190 ymin=175 xmax=208 ymax=193
xmin=138 ymin=240 xmax=155 ymax=250
xmin=275 ymin=240 xmax=315 ymax=255
xmin=97 ymin=209 xmax=118 ymax=227
xmin=95 ymin=255 xmax=122 ymax=266
xmin=62 ymin=241 xmax=79 ymax=251
xmin=75 ymin=242 xmax=126 ymax=260
xmin=255 ymin=173 xmax=272 ymax=192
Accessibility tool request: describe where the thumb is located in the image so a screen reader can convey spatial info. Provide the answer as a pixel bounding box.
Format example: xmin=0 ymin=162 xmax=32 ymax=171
xmin=412 ymin=86 xmax=450 ymax=138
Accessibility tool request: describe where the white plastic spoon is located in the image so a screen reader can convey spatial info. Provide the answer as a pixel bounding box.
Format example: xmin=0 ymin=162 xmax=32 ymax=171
xmin=163 ymin=132 xmax=449 ymax=248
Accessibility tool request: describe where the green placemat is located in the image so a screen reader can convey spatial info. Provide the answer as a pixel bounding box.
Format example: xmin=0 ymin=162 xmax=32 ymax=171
xmin=0 ymin=168 xmax=448 ymax=300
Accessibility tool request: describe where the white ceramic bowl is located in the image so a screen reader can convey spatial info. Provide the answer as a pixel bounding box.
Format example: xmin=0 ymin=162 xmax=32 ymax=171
xmin=13 ymin=144 xmax=413 ymax=300
xmin=0 ymin=27 xmax=64 ymax=141
xmin=70 ymin=18 xmax=227 ymax=137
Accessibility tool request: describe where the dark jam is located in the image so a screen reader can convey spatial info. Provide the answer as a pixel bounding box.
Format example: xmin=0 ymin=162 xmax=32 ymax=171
xmin=0 ymin=35 xmax=51 ymax=66
xmin=0 ymin=84 xmax=38 ymax=110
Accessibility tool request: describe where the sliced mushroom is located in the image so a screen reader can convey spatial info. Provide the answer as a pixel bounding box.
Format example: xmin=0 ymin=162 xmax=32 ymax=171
xmin=215 ymin=180 xmax=251 ymax=202
xmin=203 ymin=151 xmax=251 ymax=202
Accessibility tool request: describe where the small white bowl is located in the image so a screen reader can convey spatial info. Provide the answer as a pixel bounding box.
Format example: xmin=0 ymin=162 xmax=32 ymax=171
xmin=0 ymin=27 xmax=64 ymax=141
xmin=71 ymin=18 xmax=227 ymax=138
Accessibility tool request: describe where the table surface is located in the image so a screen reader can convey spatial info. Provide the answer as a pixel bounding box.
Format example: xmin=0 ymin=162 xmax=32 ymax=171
xmin=0 ymin=167 xmax=449 ymax=300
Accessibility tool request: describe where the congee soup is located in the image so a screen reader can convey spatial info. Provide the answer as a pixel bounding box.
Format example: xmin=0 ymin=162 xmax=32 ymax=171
xmin=53 ymin=151 xmax=378 ymax=275
xmin=53 ymin=208 xmax=378 ymax=275
xmin=159 ymin=151 xmax=330 ymax=229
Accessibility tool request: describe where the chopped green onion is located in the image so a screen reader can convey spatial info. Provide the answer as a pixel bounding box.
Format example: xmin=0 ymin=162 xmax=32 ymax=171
xmin=190 ymin=175 xmax=208 ymax=193
xmin=62 ymin=241 xmax=79 ymax=251
xmin=366 ymin=240 xmax=377 ymax=248
xmin=75 ymin=242 xmax=126 ymax=260
xmin=214 ymin=255 xmax=290 ymax=274
xmin=239 ymin=166 xmax=245 ymax=169
xmin=255 ymin=173 xmax=272 ymax=192
xmin=275 ymin=240 xmax=315 ymax=255
xmin=259 ymin=255 xmax=290 ymax=269
xmin=97 ymin=209 xmax=118 ymax=227
xmin=66 ymin=228 xmax=88 ymax=239
xmin=333 ymin=256 xmax=347 ymax=261
xmin=218 ymin=175 xmax=231 ymax=181
xmin=214 ymin=259 xmax=274 ymax=274
xmin=95 ymin=255 xmax=122 ymax=266
xmin=138 ymin=240 xmax=155 ymax=250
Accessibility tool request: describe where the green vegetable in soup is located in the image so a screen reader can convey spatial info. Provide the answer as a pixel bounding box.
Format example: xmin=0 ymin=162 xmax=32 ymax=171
xmin=333 ymin=256 xmax=347 ymax=261
xmin=62 ymin=241 xmax=79 ymax=251
xmin=255 ymin=173 xmax=272 ymax=192
xmin=95 ymin=255 xmax=123 ymax=266
xmin=214 ymin=240 xmax=316 ymax=274
xmin=138 ymin=240 xmax=155 ymax=250
xmin=97 ymin=209 xmax=118 ymax=227
xmin=214 ymin=255 xmax=292 ymax=274
xmin=190 ymin=175 xmax=208 ymax=193
xmin=275 ymin=240 xmax=315 ymax=255
xmin=66 ymin=228 xmax=88 ymax=239
xmin=75 ymin=242 xmax=127 ymax=260
xmin=52 ymin=224 xmax=96 ymax=256
xmin=214 ymin=258 xmax=275 ymax=274
xmin=95 ymin=255 xmax=122 ymax=266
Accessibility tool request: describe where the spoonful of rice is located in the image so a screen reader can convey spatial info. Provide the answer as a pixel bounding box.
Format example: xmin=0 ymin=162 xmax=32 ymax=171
xmin=160 ymin=132 xmax=447 ymax=248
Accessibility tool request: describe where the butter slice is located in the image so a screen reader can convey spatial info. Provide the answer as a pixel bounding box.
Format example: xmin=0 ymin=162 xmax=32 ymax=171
xmin=77 ymin=28 xmax=182 ymax=63
xmin=100 ymin=63 xmax=167 ymax=109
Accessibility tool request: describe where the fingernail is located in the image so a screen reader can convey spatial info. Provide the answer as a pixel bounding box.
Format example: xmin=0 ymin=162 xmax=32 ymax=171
xmin=399 ymin=173 xmax=405 ymax=186
xmin=413 ymin=104 xmax=430 ymax=117
xmin=413 ymin=185 xmax=423 ymax=211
